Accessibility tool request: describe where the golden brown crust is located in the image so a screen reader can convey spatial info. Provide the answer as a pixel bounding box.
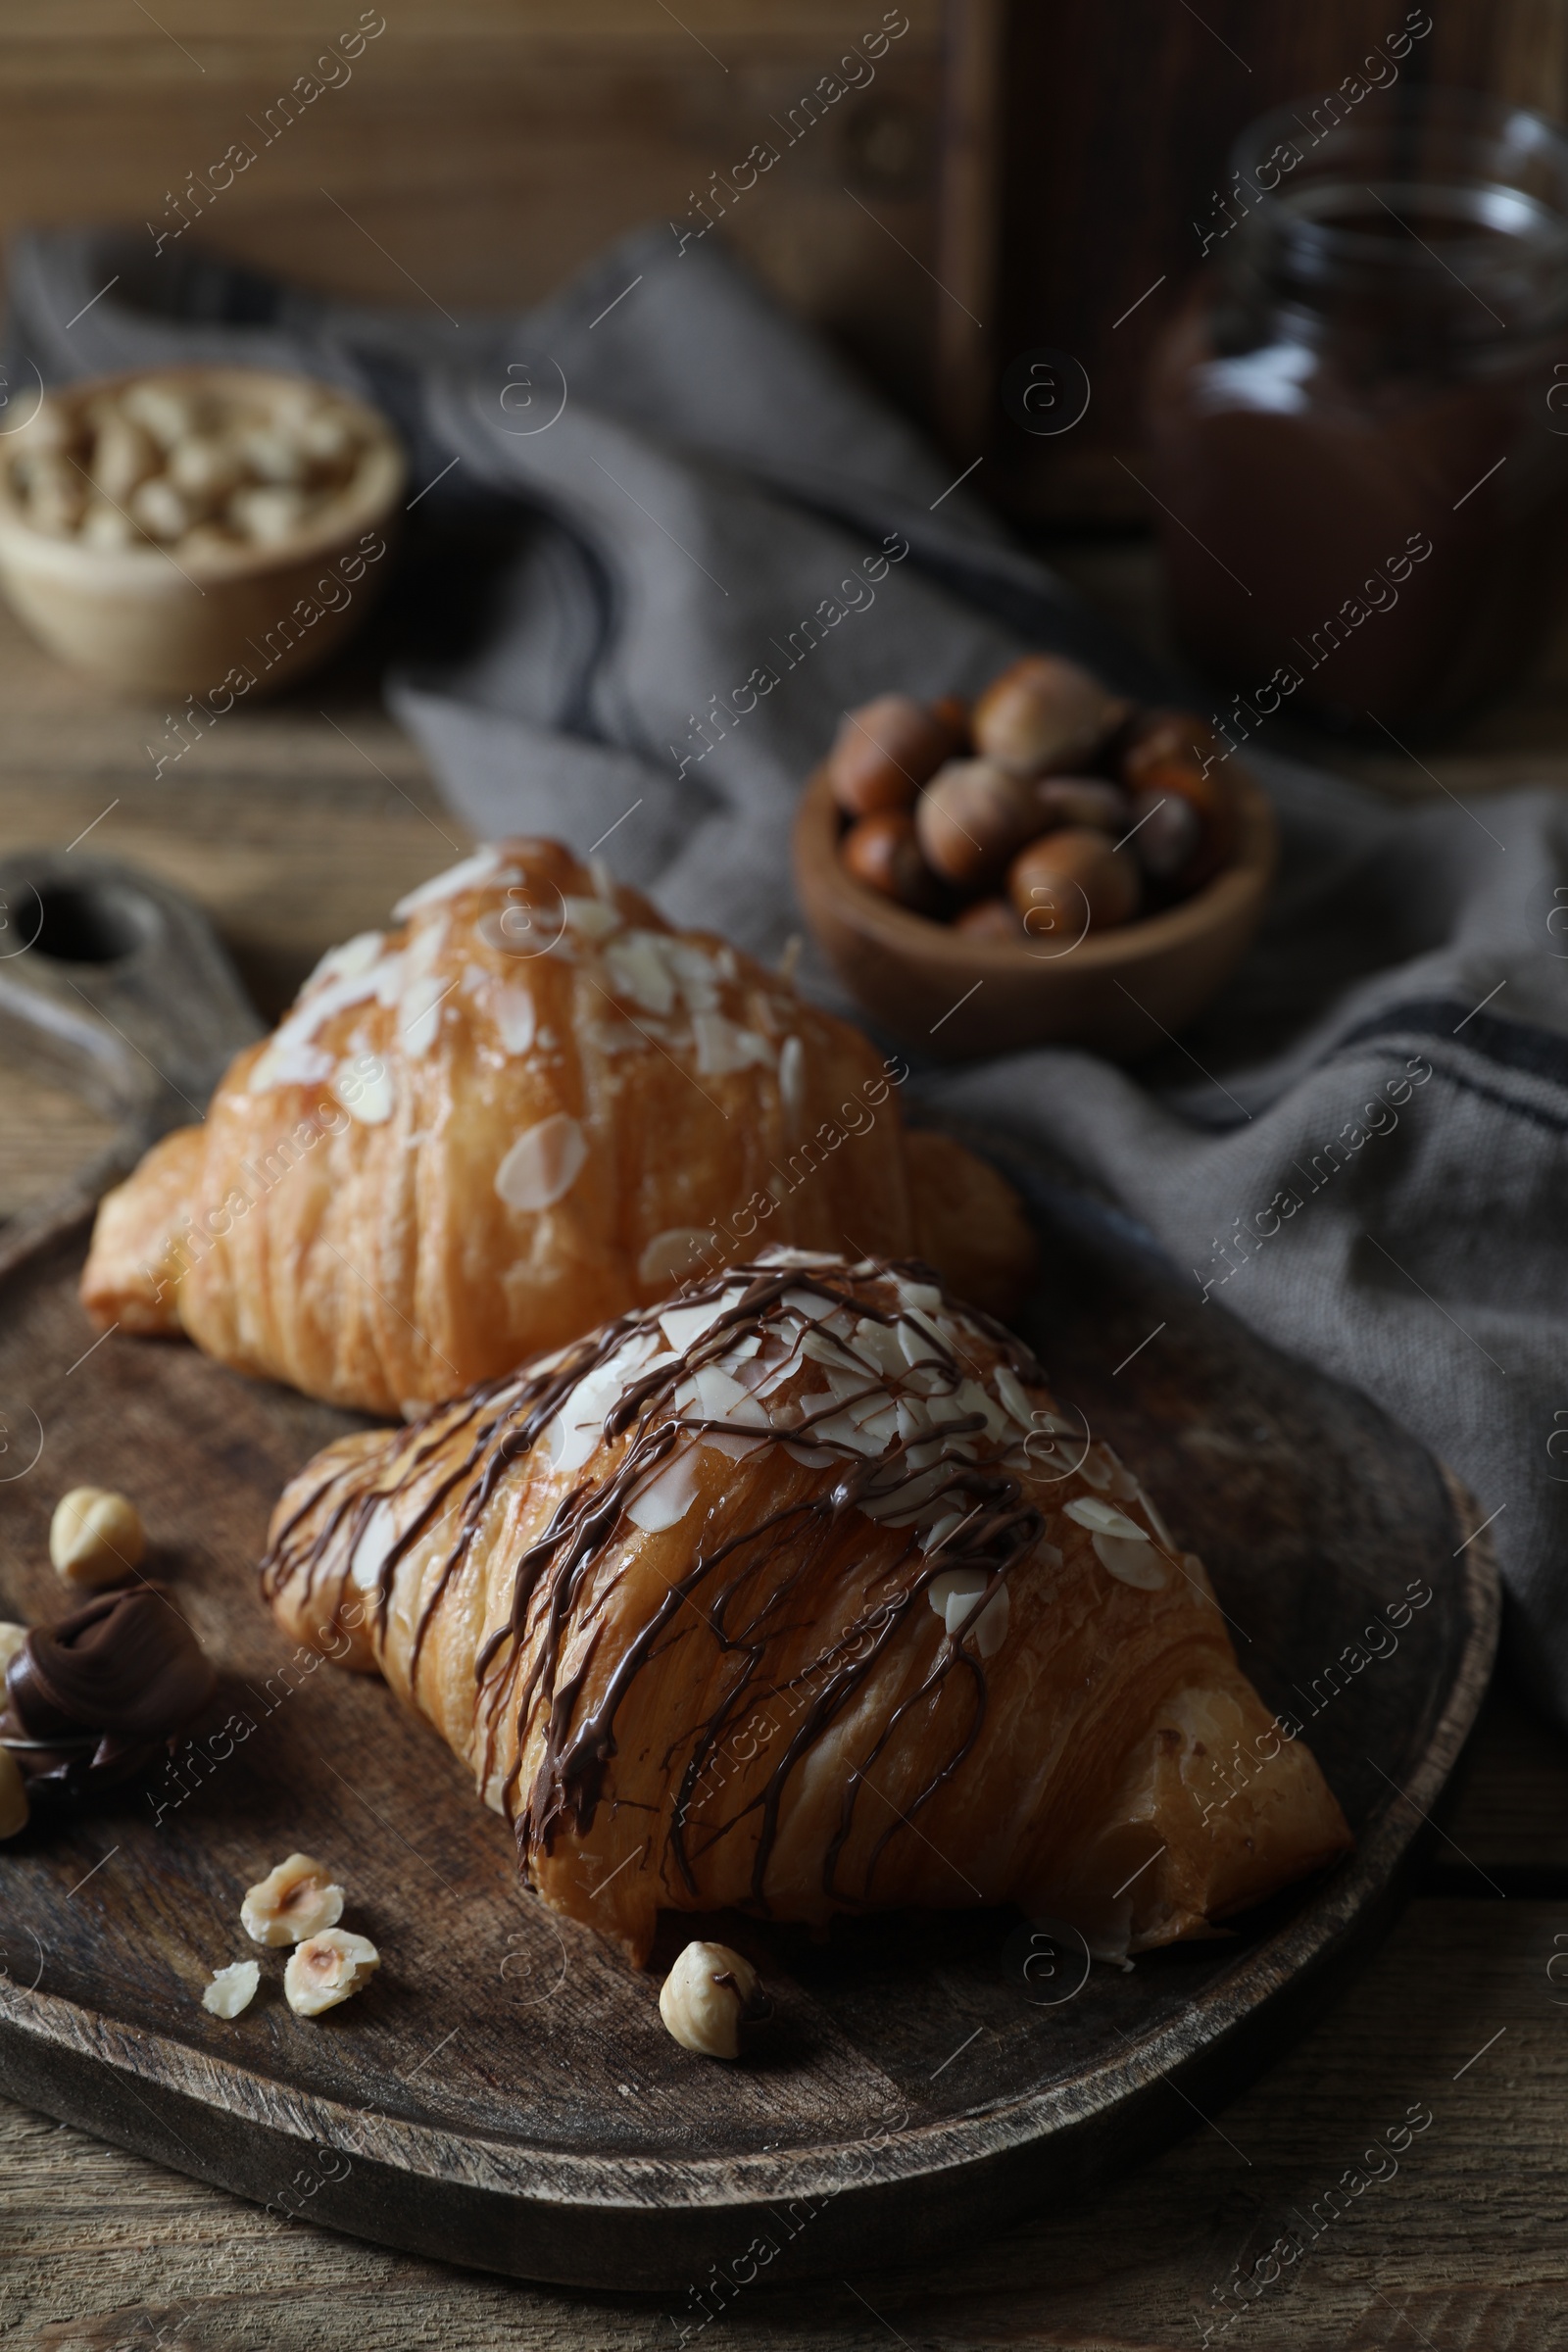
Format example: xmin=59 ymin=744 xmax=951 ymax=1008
xmin=261 ymin=1250 xmax=1351 ymax=1965
xmin=78 ymin=840 xmax=1035 ymax=1413
xmin=80 ymin=1126 xmax=203 ymax=1337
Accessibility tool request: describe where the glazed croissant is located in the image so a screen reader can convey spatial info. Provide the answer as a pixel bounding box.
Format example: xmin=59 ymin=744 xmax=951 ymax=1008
xmin=80 ymin=840 xmax=1033 ymax=1415
xmin=261 ymin=1247 xmax=1351 ymax=1964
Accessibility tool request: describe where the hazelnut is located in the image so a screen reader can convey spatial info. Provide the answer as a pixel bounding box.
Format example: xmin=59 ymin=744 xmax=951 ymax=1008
xmin=284 ymin=1928 xmax=380 ymax=2018
xmin=826 ymin=693 xmax=967 ymax=817
xmin=168 ymin=435 xmax=245 ymax=504
xmin=49 ymin=1488 xmax=145 ymax=1589
xmin=119 ymin=380 xmax=197 ymax=450
xmin=659 ymin=1940 xmax=772 ymax=2060
xmin=177 ymin=521 xmax=246 ymax=563
xmin=1029 ymin=777 xmax=1133 ymax=836
xmin=241 ymin=1853 xmax=346 ymax=1947
xmin=1120 ymin=708 xmax=1221 ymax=789
xmin=0 ymin=1622 xmax=27 ymax=1678
xmin=88 ymin=413 xmax=158 ymax=505
xmin=914 ymin=757 xmax=1038 ymax=887
xmin=228 ymin=483 xmax=310 ymax=544
xmin=202 ymin=1959 xmax=261 ymax=2019
xmin=1127 ymin=787 xmax=1202 ymax=885
xmin=1134 ymin=758 xmax=1234 ymax=888
xmin=840 ymin=810 xmax=943 ymax=910
xmin=240 ymin=425 xmax=310 ymax=487
xmin=972 ymin=655 xmax=1128 ymax=777
xmin=0 ymin=1744 xmax=28 ymax=1840
xmin=79 ymin=502 xmax=134 ymax=550
xmin=1007 ymin=827 xmax=1141 ymax=943
xmin=954 ymin=897 xmax=1022 ymax=943
xmin=130 ymin=473 xmax=198 ymax=542
xmin=18 ymin=395 xmax=75 ymax=457
xmin=297 ymin=409 xmax=359 ymax=469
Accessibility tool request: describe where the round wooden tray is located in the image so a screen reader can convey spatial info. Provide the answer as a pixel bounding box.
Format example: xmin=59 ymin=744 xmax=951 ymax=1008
xmin=0 ymin=1153 xmax=1498 ymax=2292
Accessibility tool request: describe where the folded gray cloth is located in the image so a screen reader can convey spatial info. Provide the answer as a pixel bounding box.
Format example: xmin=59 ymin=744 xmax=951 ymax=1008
xmin=8 ymin=223 xmax=1567 ymax=1722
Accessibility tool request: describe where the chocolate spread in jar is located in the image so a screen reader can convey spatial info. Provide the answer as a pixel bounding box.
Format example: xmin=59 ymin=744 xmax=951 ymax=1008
xmin=1145 ymin=90 xmax=1568 ymax=730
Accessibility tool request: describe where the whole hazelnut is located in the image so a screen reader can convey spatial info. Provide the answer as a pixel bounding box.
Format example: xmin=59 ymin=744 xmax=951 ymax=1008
xmin=954 ymin=897 xmax=1022 ymax=943
xmin=840 ymin=810 xmax=943 ymax=911
xmin=1120 ymin=708 xmax=1222 ymax=789
xmin=972 ymin=655 xmax=1129 ymax=778
xmin=659 ymin=1939 xmax=772 ymax=2060
xmin=1127 ymin=787 xmax=1202 ymax=886
xmin=825 ymin=694 xmax=967 ymax=818
xmin=1134 ymin=757 xmax=1234 ymax=889
xmin=1007 ymin=827 xmax=1142 ymax=945
xmin=0 ymin=1622 xmax=27 ymax=1678
xmin=49 ymin=1488 xmax=145 ymax=1589
xmin=1029 ymin=777 xmax=1133 ymax=836
xmin=914 ymin=758 xmax=1038 ymax=888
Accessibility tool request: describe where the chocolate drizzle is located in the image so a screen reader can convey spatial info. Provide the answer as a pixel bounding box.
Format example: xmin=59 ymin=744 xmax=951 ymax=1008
xmin=262 ymin=1251 xmax=1053 ymax=1916
xmin=0 ymin=1586 xmax=217 ymax=1796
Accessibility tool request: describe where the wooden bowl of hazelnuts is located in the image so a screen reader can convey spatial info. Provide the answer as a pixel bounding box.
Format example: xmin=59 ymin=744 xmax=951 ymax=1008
xmin=0 ymin=365 xmax=405 ymax=698
xmin=792 ymin=652 xmax=1277 ymax=1062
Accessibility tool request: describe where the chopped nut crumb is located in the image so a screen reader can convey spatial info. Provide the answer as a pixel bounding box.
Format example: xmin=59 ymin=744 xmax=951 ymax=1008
xmin=241 ymin=1853 xmax=346 ymax=1947
xmin=284 ymin=1929 xmax=380 ymax=2018
xmin=202 ymin=1959 xmax=261 ymax=2019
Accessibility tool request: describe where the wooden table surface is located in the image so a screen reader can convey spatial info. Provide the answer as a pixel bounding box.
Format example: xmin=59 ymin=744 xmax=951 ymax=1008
xmin=2 ymin=561 xmax=1567 ymax=2350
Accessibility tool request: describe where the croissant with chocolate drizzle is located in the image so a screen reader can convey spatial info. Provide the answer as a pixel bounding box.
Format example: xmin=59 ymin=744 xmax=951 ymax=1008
xmin=78 ymin=840 xmax=1033 ymax=1416
xmin=260 ymin=1249 xmax=1350 ymax=1963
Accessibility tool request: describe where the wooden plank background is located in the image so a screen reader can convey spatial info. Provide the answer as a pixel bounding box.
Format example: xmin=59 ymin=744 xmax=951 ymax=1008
xmin=0 ymin=2 xmax=947 ymax=426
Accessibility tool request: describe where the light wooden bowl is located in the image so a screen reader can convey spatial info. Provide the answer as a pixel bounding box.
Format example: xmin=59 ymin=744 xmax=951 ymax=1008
xmin=793 ymin=760 xmax=1278 ymax=1062
xmin=0 ymin=365 xmax=405 ymax=699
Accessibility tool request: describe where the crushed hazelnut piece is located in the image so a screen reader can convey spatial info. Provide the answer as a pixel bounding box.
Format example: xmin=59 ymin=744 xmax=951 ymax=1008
xmin=284 ymin=1929 xmax=380 ymax=2018
xmin=202 ymin=1960 xmax=260 ymax=2019
xmin=240 ymin=1852 xmax=346 ymax=1947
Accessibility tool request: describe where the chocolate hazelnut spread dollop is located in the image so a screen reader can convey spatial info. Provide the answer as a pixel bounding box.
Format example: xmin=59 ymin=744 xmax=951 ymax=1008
xmin=0 ymin=1586 xmax=217 ymax=1795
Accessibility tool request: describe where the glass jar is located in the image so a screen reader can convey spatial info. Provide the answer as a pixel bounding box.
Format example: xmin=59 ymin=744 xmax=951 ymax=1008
xmin=1145 ymin=87 xmax=1568 ymax=731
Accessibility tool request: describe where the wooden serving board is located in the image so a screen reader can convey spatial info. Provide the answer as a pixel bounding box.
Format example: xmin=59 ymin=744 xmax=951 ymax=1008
xmin=0 ymin=1163 xmax=1498 ymax=2293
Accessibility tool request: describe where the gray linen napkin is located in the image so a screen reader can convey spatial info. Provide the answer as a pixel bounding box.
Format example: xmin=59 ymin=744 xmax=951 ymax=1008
xmin=8 ymin=223 xmax=1568 ymax=1722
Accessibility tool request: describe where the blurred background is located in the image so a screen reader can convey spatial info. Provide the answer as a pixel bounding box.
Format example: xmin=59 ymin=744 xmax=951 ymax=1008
xmin=5 ymin=0 xmax=1568 ymax=1190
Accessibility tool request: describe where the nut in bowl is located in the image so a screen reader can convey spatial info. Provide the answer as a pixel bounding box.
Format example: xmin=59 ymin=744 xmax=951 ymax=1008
xmin=793 ymin=654 xmax=1278 ymax=1062
xmin=0 ymin=365 xmax=405 ymax=697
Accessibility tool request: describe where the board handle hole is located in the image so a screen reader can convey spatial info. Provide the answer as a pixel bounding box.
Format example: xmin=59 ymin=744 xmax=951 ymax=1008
xmin=26 ymin=882 xmax=148 ymax=964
